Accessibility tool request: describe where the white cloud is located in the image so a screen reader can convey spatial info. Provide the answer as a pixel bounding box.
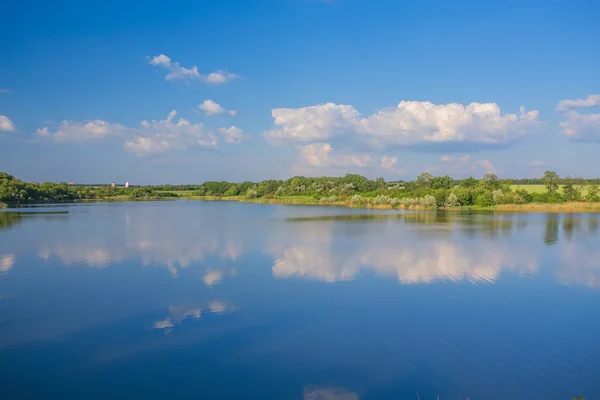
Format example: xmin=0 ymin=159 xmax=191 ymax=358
xmin=36 ymin=110 xmax=218 ymax=156
xmin=265 ymin=103 xmax=360 ymax=143
xmin=148 ymin=54 xmax=200 ymax=82
xmin=36 ymin=120 xmax=127 ymax=142
xmin=148 ymin=54 xmax=239 ymax=84
xmin=559 ymin=111 xmax=600 ymax=140
xmin=380 ymin=155 xmax=397 ymax=169
xmin=265 ymin=101 xmax=540 ymax=148
xmin=203 ymin=70 xmax=239 ymax=84
xmin=299 ymin=143 xmax=372 ymax=168
xmin=429 ymin=154 xmax=497 ymax=175
xmin=556 ymin=94 xmax=600 ymax=112
xmin=198 ymin=100 xmax=237 ymax=116
xmin=293 ymin=143 xmax=402 ymax=175
xmin=0 ymin=89 xmax=11 ymax=93
xmin=125 ymin=110 xmax=217 ymax=156
xmin=217 ymin=126 xmax=248 ymax=144
xmin=0 ymin=116 xmax=15 ymax=132
xmin=556 ymin=94 xmax=600 ymax=140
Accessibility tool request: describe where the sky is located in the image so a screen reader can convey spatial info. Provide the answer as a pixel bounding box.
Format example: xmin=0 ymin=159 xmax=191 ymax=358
xmin=1 ymin=0 xmax=599 ymax=184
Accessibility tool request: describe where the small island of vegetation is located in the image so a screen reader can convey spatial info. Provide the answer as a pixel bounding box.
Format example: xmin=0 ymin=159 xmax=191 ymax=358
xmin=2 ymin=170 xmax=600 ymax=212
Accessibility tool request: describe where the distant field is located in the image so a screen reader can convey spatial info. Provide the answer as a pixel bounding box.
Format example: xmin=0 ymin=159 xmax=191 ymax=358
xmin=511 ymin=184 xmax=590 ymax=195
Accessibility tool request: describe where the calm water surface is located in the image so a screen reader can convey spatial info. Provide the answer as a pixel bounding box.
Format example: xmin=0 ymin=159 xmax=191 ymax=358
xmin=1 ymin=202 xmax=599 ymax=399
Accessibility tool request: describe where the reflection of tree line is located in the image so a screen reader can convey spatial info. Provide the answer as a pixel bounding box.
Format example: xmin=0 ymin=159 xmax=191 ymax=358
xmin=288 ymin=211 xmax=516 ymax=239
xmin=544 ymin=213 xmax=599 ymax=245
xmin=0 ymin=212 xmax=22 ymax=229
xmin=287 ymin=211 xmax=600 ymax=245
xmin=0 ymin=211 xmax=68 ymax=230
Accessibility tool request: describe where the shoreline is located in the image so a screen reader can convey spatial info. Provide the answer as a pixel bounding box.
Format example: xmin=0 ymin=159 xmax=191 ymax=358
xmin=3 ymin=196 xmax=600 ymax=213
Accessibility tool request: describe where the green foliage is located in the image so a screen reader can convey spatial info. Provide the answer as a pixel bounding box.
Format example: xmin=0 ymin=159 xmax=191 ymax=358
xmin=562 ymin=176 xmax=582 ymax=201
xmin=446 ymin=192 xmax=460 ymax=207
xmin=481 ymin=173 xmax=500 ymax=190
xmin=587 ymin=183 xmax=600 ymax=202
xmin=543 ymin=170 xmax=560 ymax=194
xmin=430 ymin=175 xmax=455 ymax=190
xmin=475 ymin=192 xmax=494 ymax=207
xmin=458 ymin=177 xmax=478 ymax=188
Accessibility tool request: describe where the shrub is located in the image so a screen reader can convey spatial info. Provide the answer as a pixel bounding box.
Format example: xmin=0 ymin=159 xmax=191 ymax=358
xmin=373 ymin=195 xmax=391 ymax=205
xmin=319 ymin=195 xmax=338 ymax=204
xmin=246 ymin=189 xmax=258 ymax=199
xmin=390 ymin=198 xmax=400 ymax=207
xmin=492 ymin=189 xmax=504 ymax=204
xmin=475 ymin=192 xmax=494 ymax=207
xmin=401 ymin=197 xmax=419 ymax=207
xmin=351 ymin=194 xmax=363 ymax=204
xmin=419 ymin=195 xmax=437 ymax=207
xmin=446 ymin=192 xmax=460 ymax=207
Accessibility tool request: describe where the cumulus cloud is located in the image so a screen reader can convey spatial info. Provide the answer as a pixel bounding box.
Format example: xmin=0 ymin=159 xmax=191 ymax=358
xmin=559 ymin=112 xmax=600 ymax=140
xmin=0 ymin=116 xmax=15 ymax=132
xmin=148 ymin=54 xmax=239 ymax=84
xmin=299 ymin=143 xmax=372 ymax=168
xmin=148 ymin=54 xmax=200 ymax=82
xmin=217 ymin=126 xmax=248 ymax=144
xmin=125 ymin=110 xmax=217 ymax=156
xmin=556 ymin=94 xmax=600 ymax=140
xmin=36 ymin=120 xmax=127 ymax=142
xmin=36 ymin=110 xmax=219 ymax=156
xmin=265 ymin=103 xmax=360 ymax=143
xmin=556 ymin=94 xmax=600 ymax=112
xmin=198 ymin=100 xmax=237 ymax=116
xmin=293 ymin=143 xmax=401 ymax=175
xmin=203 ymin=70 xmax=239 ymax=84
xmin=264 ymin=101 xmax=540 ymax=149
xmin=380 ymin=155 xmax=397 ymax=169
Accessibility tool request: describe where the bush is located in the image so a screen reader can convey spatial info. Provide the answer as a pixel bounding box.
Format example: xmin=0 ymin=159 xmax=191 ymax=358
xmin=454 ymin=188 xmax=474 ymax=206
xmin=475 ymin=192 xmax=494 ymax=207
xmin=351 ymin=194 xmax=363 ymax=204
xmin=419 ymin=195 xmax=437 ymax=207
xmin=246 ymin=189 xmax=258 ymax=199
xmin=446 ymin=192 xmax=460 ymax=207
xmin=401 ymin=197 xmax=419 ymax=207
xmin=492 ymin=189 xmax=504 ymax=204
xmin=319 ymin=195 xmax=338 ymax=204
xmin=390 ymin=198 xmax=400 ymax=207
xmin=373 ymin=195 xmax=391 ymax=205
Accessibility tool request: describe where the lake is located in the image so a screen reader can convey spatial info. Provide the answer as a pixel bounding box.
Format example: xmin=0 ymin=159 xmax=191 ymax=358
xmin=1 ymin=201 xmax=599 ymax=399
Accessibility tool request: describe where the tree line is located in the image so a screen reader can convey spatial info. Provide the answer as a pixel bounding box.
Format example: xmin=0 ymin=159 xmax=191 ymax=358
xmin=2 ymin=171 xmax=599 ymax=206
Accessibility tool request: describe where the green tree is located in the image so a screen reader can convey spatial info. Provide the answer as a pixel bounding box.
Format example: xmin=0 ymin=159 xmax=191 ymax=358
xmin=416 ymin=172 xmax=433 ymax=188
xmin=542 ymin=170 xmax=560 ymax=194
xmin=562 ymin=176 xmax=582 ymax=201
xmin=459 ymin=177 xmax=478 ymax=188
xmin=586 ymin=183 xmax=599 ymax=202
xmin=480 ymin=173 xmax=500 ymax=190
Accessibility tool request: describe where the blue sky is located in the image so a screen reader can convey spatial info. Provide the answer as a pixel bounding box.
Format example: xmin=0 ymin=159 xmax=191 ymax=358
xmin=1 ymin=0 xmax=599 ymax=184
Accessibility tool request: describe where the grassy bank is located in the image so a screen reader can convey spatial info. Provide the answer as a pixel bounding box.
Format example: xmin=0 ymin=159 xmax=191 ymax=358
xmin=164 ymin=192 xmax=600 ymax=212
